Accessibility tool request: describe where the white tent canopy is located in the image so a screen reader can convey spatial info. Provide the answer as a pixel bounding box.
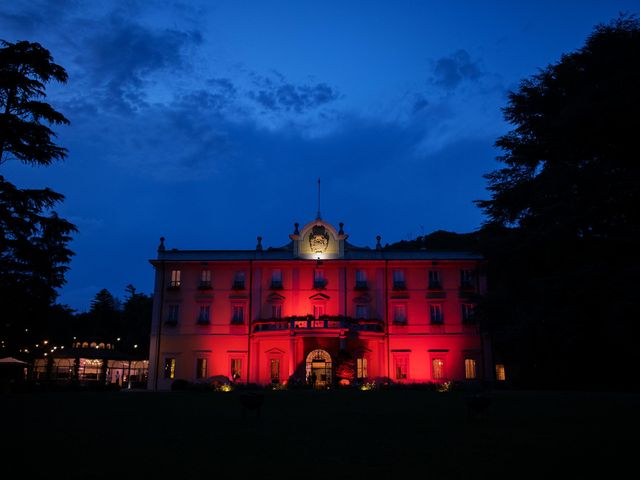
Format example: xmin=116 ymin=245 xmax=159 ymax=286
xmin=0 ymin=357 xmax=28 ymax=365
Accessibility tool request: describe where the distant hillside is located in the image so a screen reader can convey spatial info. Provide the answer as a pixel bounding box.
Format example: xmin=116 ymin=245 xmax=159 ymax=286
xmin=385 ymin=230 xmax=480 ymax=252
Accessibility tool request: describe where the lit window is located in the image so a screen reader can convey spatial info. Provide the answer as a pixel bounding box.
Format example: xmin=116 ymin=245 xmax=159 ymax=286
xmin=393 ymin=270 xmax=406 ymax=289
xmin=465 ymin=358 xmax=477 ymax=379
xmin=197 ymin=305 xmax=210 ymax=324
xmin=271 ymin=269 xmax=283 ymax=289
xmin=232 ymin=271 xmax=246 ymax=290
xmin=462 ymin=304 xmax=475 ymax=323
xmin=495 ymin=364 xmax=506 ymax=381
xmin=393 ymin=304 xmax=407 ymax=324
xmin=313 ymin=304 xmax=325 ymax=319
xmin=355 ymin=270 xmax=367 ymax=289
xmin=200 ymin=270 xmax=212 ymax=288
xmin=231 ymin=305 xmax=245 ymax=324
xmin=271 ymin=304 xmax=282 ymax=319
xmin=355 ymin=304 xmax=368 ymax=319
xmin=231 ymin=358 xmax=243 ymax=380
xmin=270 ymin=358 xmax=280 ymax=382
xmin=166 ymin=304 xmax=180 ymax=325
xmin=169 ymin=270 xmax=181 ymax=288
xmin=394 ymin=356 xmax=408 ymax=380
xmin=432 ymin=358 xmax=445 ymax=380
xmin=196 ymin=358 xmax=207 ymax=379
xmin=356 ymin=358 xmax=368 ymax=378
xmin=164 ymin=358 xmax=176 ymax=379
xmin=429 ymin=304 xmax=443 ymax=324
xmin=428 ymin=270 xmax=441 ymax=289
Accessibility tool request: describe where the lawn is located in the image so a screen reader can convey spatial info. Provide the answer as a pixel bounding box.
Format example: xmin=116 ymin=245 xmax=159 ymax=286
xmin=4 ymin=388 xmax=637 ymax=478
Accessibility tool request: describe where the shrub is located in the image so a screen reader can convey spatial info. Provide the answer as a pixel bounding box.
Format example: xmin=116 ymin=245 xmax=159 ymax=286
xmin=171 ymin=379 xmax=192 ymax=391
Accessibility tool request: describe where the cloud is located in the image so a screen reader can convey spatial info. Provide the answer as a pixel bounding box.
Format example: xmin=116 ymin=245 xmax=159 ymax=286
xmin=248 ymin=74 xmax=339 ymax=113
xmin=431 ymin=49 xmax=483 ymax=89
xmin=74 ymin=13 xmax=203 ymax=113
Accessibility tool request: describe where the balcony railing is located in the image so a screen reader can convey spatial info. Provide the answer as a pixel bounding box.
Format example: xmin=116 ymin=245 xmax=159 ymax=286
xmin=253 ymin=316 xmax=384 ymax=333
xmin=167 ymin=281 xmax=181 ymax=290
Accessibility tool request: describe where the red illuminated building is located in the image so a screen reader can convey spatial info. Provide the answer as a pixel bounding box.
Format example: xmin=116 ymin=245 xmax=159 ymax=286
xmin=148 ymin=218 xmax=491 ymax=389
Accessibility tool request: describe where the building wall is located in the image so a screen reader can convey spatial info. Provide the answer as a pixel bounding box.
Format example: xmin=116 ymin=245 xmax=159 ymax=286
xmin=148 ymin=258 xmax=486 ymax=389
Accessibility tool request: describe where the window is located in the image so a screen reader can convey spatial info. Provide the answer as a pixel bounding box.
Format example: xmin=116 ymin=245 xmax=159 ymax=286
xmin=355 ymin=304 xmax=368 ymax=319
xmin=462 ymin=304 xmax=475 ymax=323
xmin=394 ymin=356 xmax=408 ymax=380
xmin=495 ymin=364 xmax=506 ymax=381
xmin=313 ymin=304 xmax=325 ymax=319
xmin=313 ymin=269 xmax=326 ymax=289
xmin=197 ymin=305 xmax=210 ymax=324
xmin=271 ymin=304 xmax=282 ymax=319
xmin=460 ymin=269 xmax=474 ymax=288
xmin=231 ymin=358 xmax=243 ymax=381
xmin=428 ymin=270 xmax=441 ymax=289
xmin=393 ymin=270 xmax=406 ymax=290
xmin=169 ymin=270 xmax=181 ymax=288
xmin=166 ymin=304 xmax=180 ymax=325
xmin=432 ymin=358 xmax=445 ymax=380
xmin=356 ymin=358 xmax=368 ymax=379
xmin=270 ymin=269 xmax=283 ymax=289
xmin=199 ymin=270 xmax=212 ymax=289
xmin=164 ymin=358 xmax=176 ymax=379
xmin=196 ymin=358 xmax=208 ymax=379
xmin=465 ymin=358 xmax=477 ymax=380
xmin=232 ymin=271 xmax=245 ymax=290
xmin=231 ymin=305 xmax=245 ymax=324
xmin=429 ymin=304 xmax=444 ymax=324
xmin=270 ymin=358 xmax=280 ymax=382
xmin=393 ymin=304 xmax=407 ymax=324
xmin=355 ymin=270 xmax=367 ymax=289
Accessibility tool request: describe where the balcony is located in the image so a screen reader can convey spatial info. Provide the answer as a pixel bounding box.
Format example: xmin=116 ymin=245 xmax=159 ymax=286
xmin=252 ymin=316 xmax=384 ymax=333
xmin=167 ymin=281 xmax=181 ymax=291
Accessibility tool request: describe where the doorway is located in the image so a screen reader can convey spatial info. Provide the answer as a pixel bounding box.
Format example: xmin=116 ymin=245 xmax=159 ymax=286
xmin=305 ymin=349 xmax=332 ymax=388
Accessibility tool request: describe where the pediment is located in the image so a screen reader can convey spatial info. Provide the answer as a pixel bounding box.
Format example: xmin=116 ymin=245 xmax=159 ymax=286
xmin=309 ymin=292 xmax=330 ymax=301
xmin=265 ymin=347 xmax=286 ymax=354
xmin=266 ymin=292 xmax=286 ymax=303
xmin=353 ymin=294 xmax=371 ymax=304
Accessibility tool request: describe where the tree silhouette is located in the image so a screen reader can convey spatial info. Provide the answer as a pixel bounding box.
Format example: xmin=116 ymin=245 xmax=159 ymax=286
xmin=0 ymin=40 xmax=69 ymax=166
xmin=476 ymin=15 xmax=640 ymax=388
xmin=0 ymin=40 xmax=75 ymax=357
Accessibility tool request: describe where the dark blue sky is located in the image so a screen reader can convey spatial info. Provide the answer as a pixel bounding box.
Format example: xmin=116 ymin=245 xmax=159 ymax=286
xmin=1 ymin=1 xmax=636 ymax=310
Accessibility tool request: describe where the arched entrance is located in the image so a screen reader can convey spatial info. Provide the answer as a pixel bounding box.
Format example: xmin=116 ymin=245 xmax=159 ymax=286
xmin=306 ymin=349 xmax=332 ymax=388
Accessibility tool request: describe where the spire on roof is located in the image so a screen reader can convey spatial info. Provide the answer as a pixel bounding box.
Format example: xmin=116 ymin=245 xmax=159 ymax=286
xmin=316 ymin=178 xmax=322 ymax=220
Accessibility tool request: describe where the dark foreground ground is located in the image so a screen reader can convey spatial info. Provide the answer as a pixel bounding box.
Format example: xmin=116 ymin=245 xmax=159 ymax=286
xmin=3 ymin=388 xmax=638 ymax=479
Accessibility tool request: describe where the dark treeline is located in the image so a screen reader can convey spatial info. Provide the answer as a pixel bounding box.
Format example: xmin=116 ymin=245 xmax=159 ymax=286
xmin=391 ymin=16 xmax=640 ymax=390
xmin=8 ymin=286 xmax=152 ymax=356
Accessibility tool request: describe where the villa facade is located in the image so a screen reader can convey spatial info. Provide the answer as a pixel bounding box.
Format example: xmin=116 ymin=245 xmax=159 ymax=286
xmin=148 ymin=218 xmax=491 ymax=390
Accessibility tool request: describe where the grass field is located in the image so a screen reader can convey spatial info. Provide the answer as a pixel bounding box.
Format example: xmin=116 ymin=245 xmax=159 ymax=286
xmin=4 ymin=388 xmax=638 ymax=478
